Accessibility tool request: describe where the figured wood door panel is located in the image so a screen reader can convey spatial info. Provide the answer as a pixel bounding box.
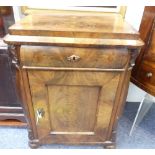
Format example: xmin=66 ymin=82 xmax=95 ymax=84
xmin=48 ymin=85 xmax=100 ymax=132
xmin=27 ymin=70 xmax=121 ymax=143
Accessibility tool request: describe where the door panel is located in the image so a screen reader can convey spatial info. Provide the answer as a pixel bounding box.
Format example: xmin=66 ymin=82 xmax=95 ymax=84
xmin=48 ymin=85 xmax=100 ymax=132
xmin=28 ymin=70 xmax=121 ymax=143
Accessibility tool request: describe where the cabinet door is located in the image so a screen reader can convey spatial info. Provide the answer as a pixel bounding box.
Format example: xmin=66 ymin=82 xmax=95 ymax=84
xmin=27 ymin=70 xmax=121 ymax=144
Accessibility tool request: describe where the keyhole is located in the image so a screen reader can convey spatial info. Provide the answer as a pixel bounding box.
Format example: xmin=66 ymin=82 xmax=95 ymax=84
xmin=73 ymin=56 xmax=76 ymax=60
xmin=67 ymin=55 xmax=80 ymax=62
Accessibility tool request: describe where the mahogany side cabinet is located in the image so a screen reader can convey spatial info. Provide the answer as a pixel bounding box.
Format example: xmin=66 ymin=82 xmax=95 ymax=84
xmin=4 ymin=12 xmax=143 ymax=148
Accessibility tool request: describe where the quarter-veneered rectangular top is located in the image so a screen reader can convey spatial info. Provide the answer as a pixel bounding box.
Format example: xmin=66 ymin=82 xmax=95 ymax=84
xmin=8 ymin=13 xmax=139 ymax=39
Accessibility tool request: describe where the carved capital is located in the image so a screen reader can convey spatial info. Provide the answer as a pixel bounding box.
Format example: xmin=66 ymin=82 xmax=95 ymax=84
xmin=8 ymin=45 xmax=20 ymax=69
xmin=128 ymin=49 xmax=140 ymax=70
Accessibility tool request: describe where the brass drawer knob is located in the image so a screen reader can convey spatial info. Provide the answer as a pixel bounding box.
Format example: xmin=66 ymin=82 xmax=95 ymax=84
xmin=67 ymin=55 xmax=80 ymax=62
xmin=146 ymin=72 xmax=153 ymax=78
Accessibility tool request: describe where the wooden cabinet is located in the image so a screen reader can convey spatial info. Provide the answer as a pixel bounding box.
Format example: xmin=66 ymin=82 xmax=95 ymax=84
xmin=4 ymin=12 xmax=143 ymax=148
xmin=131 ymin=6 xmax=155 ymax=96
xmin=21 ymin=46 xmax=129 ymax=145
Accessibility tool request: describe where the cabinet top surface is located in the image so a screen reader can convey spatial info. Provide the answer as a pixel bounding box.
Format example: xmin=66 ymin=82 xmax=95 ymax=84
xmin=5 ymin=13 xmax=144 ymax=48
xmin=9 ymin=13 xmax=139 ymax=39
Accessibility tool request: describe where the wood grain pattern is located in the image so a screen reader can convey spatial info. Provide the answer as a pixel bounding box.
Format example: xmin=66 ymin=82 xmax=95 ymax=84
xmin=27 ymin=70 xmax=121 ymax=143
xmin=48 ymin=85 xmax=100 ymax=132
xmin=106 ymin=56 xmax=131 ymax=141
xmin=8 ymin=13 xmax=139 ymax=39
xmin=4 ymin=13 xmax=143 ymax=49
xmin=20 ymin=45 xmax=129 ymax=69
xmin=4 ymin=12 xmax=143 ymax=148
xmin=4 ymin=35 xmax=144 ymax=48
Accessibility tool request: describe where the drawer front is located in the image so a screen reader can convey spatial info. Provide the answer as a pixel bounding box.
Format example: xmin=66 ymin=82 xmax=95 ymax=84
xmin=20 ymin=46 xmax=129 ymax=69
xmin=137 ymin=63 xmax=155 ymax=87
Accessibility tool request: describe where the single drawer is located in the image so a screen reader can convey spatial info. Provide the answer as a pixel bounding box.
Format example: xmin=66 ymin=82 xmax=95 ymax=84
xmin=137 ymin=63 xmax=155 ymax=87
xmin=20 ymin=45 xmax=129 ymax=69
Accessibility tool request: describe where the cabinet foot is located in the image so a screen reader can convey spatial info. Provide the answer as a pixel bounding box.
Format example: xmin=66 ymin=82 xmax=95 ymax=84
xmin=28 ymin=140 xmax=40 ymax=149
xmin=103 ymin=141 xmax=116 ymax=149
xmin=104 ymin=144 xmax=116 ymax=149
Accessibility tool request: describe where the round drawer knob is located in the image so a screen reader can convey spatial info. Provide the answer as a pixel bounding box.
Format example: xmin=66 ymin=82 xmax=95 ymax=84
xmin=67 ymin=55 xmax=80 ymax=62
xmin=146 ymin=72 xmax=153 ymax=78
